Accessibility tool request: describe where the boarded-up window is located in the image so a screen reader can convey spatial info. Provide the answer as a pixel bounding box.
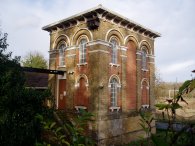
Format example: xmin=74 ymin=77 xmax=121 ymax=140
xmin=142 ymin=81 xmax=149 ymax=105
xmin=75 ymin=77 xmax=88 ymax=106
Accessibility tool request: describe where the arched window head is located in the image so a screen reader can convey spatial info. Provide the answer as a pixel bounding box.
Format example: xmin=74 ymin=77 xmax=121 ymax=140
xmin=58 ymin=43 xmax=66 ymax=66
xmin=141 ymin=47 xmax=147 ymax=70
xmin=110 ymin=78 xmax=118 ymax=107
xmin=110 ymin=38 xmax=118 ymax=64
xmin=79 ymin=38 xmax=87 ymax=64
xmin=75 ymin=75 xmax=89 ymax=108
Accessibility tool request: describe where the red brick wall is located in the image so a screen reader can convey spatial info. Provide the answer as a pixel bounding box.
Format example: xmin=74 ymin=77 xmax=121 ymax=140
xmin=126 ymin=41 xmax=137 ymax=110
xmin=141 ymin=81 xmax=149 ymax=104
xmin=58 ymin=79 xmax=66 ymax=109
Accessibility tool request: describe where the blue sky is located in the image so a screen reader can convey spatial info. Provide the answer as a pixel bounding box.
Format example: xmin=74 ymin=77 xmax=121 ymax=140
xmin=0 ymin=0 xmax=195 ymax=82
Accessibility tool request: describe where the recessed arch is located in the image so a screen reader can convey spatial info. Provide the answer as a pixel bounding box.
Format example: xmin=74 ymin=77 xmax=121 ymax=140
xmin=105 ymin=29 xmax=124 ymax=45
xmin=57 ymin=41 xmax=67 ymax=49
xmin=108 ymin=74 xmax=121 ymax=85
xmin=75 ymin=74 xmax=89 ymax=87
xmin=141 ymin=45 xmax=149 ymax=54
xmin=74 ymin=74 xmax=89 ymax=108
xmin=76 ymin=35 xmax=89 ymax=45
xmin=72 ymin=28 xmax=93 ymax=45
xmin=141 ymin=78 xmax=150 ymax=105
xmin=124 ymin=35 xmax=139 ymax=48
xmin=141 ymin=78 xmax=149 ymax=88
xmin=139 ymin=40 xmax=152 ymax=54
xmin=53 ymin=34 xmax=70 ymax=49
xmin=109 ymin=35 xmax=120 ymax=44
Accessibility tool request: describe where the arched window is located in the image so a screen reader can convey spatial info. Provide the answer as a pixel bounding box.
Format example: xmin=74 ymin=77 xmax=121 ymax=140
xmin=141 ymin=48 xmax=147 ymax=70
xmin=110 ymin=78 xmax=118 ymax=107
xmin=79 ymin=38 xmax=87 ymax=63
xmin=110 ymin=38 xmax=118 ymax=64
xmin=75 ymin=75 xmax=89 ymax=109
xmin=77 ymin=77 xmax=88 ymax=105
xmin=58 ymin=44 xmax=66 ymax=66
xmin=141 ymin=79 xmax=149 ymax=105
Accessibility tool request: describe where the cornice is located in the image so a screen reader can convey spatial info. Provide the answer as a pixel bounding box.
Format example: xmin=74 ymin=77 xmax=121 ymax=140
xmin=42 ymin=5 xmax=160 ymax=39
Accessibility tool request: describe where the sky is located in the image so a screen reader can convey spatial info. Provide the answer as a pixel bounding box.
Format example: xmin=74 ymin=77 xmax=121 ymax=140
xmin=0 ymin=0 xmax=195 ymax=82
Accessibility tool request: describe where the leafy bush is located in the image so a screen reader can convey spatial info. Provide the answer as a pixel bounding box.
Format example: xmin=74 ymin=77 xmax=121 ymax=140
xmin=0 ymin=31 xmax=95 ymax=146
xmin=39 ymin=109 xmax=95 ymax=146
xmin=0 ymin=31 xmax=53 ymax=146
xmin=154 ymin=79 xmax=195 ymax=146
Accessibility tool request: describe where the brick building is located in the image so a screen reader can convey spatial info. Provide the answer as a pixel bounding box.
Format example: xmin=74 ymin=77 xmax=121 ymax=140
xmin=43 ymin=5 xmax=160 ymax=145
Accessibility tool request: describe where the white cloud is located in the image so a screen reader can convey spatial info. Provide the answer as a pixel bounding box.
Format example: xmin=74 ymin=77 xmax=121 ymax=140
xmin=159 ymin=60 xmax=195 ymax=82
xmin=0 ymin=0 xmax=195 ymax=82
xmin=161 ymin=61 xmax=195 ymax=75
xmin=14 ymin=15 xmax=41 ymax=30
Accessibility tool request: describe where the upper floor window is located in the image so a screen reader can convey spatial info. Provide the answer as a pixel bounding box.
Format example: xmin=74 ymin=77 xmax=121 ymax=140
xmin=79 ymin=38 xmax=87 ymax=64
xmin=141 ymin=48 xmax=147 ymax=70
xmin=110 ymin=78 xmax=118 ymax=107
xmin=110 ymin=39 xmax=118 ymax=64
xmin=59 ymin=44 xmax=66 ymax=66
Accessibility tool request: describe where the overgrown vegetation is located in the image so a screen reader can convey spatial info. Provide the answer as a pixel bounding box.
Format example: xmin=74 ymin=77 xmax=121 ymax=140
xmin=139 ymin=108 xmax=154 ymax=146
xmin=37 ymin=110 xmax=95 ymax=146
xmin=154 ymin=79 xmax=195 ymax=146
xmin=155 ymin=82 xmax=183 ymax=99
xmin=0 ymin=30 xmax=53 ymax=146
xmin=0 ymin=31 xmax=95 ymax=146
xmin=136 ymin=79 xmax=195 ymax=146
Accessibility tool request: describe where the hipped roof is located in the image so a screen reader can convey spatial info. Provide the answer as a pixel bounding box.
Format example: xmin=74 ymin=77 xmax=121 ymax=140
xmin=42 ymin=5 xmax=160 ymax=38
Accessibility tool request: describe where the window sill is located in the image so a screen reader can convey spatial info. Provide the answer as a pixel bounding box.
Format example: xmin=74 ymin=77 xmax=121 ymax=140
xmin=141 ymin=104 xmax=150 ymax=109
xmin=58 ymin=65 xmax=66 ymax=68
xmin=109 ymin=106 xmax=120 ymax=112
xmin=77 ymin=62 xmax=87 ymax=66
xmin=109 ymin=63 xmax=120 ymax=67
xmin=75 ymin=106 xmax=87 ymax=111
xmin=108 ymin=84 xmax=121 ymax=88
xmin=141 ymin=69 xmax=149 ymax=72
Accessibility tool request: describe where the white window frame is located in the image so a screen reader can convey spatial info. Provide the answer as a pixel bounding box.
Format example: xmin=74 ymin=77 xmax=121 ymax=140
xmin=110 ymin=78 xmax=118 ymax=107
xmin=75 ymin=106 xmax=87 ymax=111
xmin=142 ymin=49 xmax=147 ymax=70
xmin=79 ymin=39 xmax=87 ymax=64
xmin=110 ymin=39 xmax=118 ymax=64
xmin=59 ymin=44 xmax=66 ymax=67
